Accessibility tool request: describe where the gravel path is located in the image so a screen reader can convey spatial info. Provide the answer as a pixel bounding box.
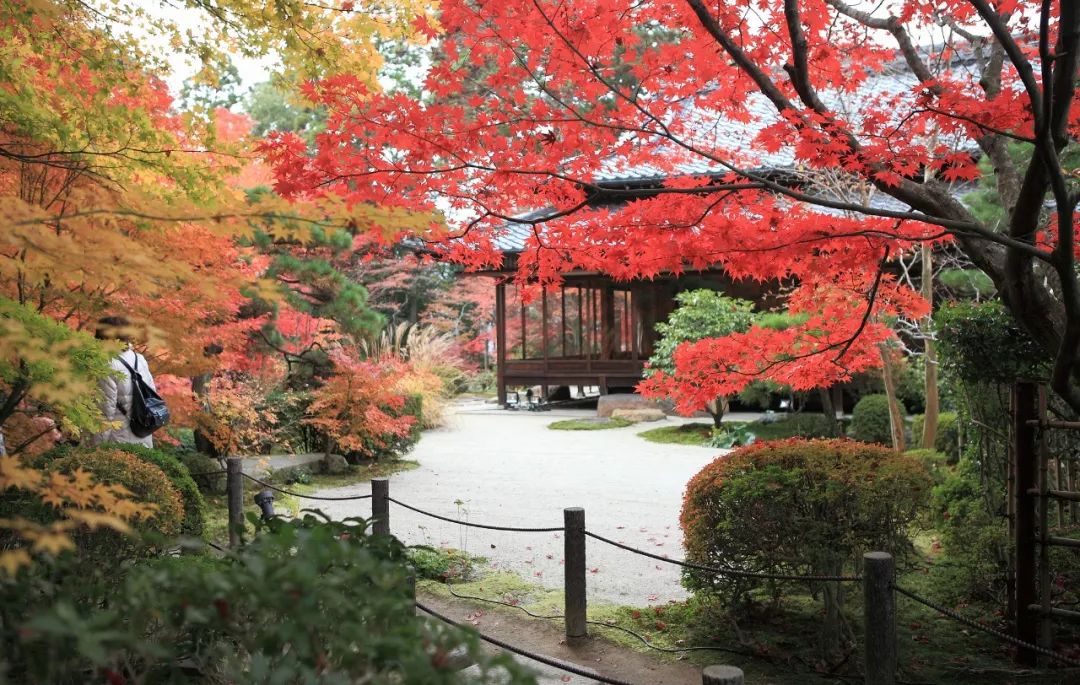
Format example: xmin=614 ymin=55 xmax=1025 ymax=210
xmin=314 ymin=401 xmax=747 ymax=607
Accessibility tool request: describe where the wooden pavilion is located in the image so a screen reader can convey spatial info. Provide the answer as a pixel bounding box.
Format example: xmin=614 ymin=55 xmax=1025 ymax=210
xmin=489 ymin=267 xmax=763 ymax=406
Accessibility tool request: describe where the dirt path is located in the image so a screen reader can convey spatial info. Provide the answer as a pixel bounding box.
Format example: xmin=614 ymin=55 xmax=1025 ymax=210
xmin=418 ymin=589 xmax=703 ymax=685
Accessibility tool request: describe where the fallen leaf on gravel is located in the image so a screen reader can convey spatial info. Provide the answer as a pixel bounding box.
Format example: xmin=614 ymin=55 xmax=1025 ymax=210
xmin=589 ymin=567 xmax=599 ymax=574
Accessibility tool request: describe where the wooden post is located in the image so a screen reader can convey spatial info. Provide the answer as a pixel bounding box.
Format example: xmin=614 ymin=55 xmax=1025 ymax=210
xmin=226 ymin=457 xmax=244 ymax=549
xmin=495 ymin=282 xmax=507 ymax=406
xmin=702 ymin=665 xmax=744 ymax=684
xmin=564 ymin=507 xmax=587 ymax=641
xmin=863 ymin=552 xmax=896 ymax=685
xmin=1013 ymin=381 xmax=1038 ymax=665
xmin=372 ymin=478 xmax=390 ymax=537
xmin=405 ymin=564 xmax=416 ymax=603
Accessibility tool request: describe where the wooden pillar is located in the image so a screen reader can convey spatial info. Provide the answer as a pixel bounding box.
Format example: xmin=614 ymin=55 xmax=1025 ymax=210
xmin=1013 ymin=381 xmax=1038 ymax=665
xmin=564 ymin=507 xmax=587 ymax=641
xmin=703 ymin=666 xmax=744 ymax=685
xmin=495 ymin=283 xmax=507 ymax=406
xmin=542 ymin=288 xmax=549 ymax=378
xmin=863 ymin=552 xmax=896 ymax=685
xmin=226 ymin=457 xmax=244 ymax=549
xmin=560 ymin=287 xmax=567 ymax=358
xmin=371 ymin=478 xmax=390 ymax=537
xmin=601 ymin=286 xmax=615 ymax=360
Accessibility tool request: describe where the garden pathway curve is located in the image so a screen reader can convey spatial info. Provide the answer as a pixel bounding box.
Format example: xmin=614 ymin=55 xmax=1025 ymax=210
xmin=312 ymin=400 xmax=752 ymax=607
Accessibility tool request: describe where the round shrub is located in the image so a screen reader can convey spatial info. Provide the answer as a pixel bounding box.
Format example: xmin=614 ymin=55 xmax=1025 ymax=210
xmin=102 ymin=443 xmax=205 ymax=537
xmin=849 ymin=394 xmax=904 ymax=445
xmin=47 ymin=443 xmax=204 ymax=537
xmin=910 ymin=412 xmax=960 ymax=463
xmin=681 ymin=439 xmax=931 ymax=655
xmin=49 ymin=447 xmax=185 ymax=539
xmin=176 ymin=449 xmax=227 ymax=494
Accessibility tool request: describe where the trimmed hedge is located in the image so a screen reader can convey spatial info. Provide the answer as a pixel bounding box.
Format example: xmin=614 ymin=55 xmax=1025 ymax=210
xmin=849 ymin=394 xmax=904 ymax=445
xmin=910 ymin=412 xmax=960 ymax=463
xmin=47 ymin=443 xmax=205 ymax=537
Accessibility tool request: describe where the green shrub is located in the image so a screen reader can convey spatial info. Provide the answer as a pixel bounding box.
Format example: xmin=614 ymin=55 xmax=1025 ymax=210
xmin=176 ymin=449 xmax=227 ymax=494
xmin=903 ymin=448 xmax=951 ymax=486
xmin=753 ymin=413 xmax=840 ymax=440
xmin=102 ymin=443 xmax=205 ymax=537
xmin=681 ymin=439 xmax=931 ymax=658
xmin=39 ymin=447 xmax=185 ymax=561
xmin=849 ymin=394 xmax=903 ymax=445
xmin=47 ymin=443 xmax=205 ymax=538
xmin=3 ymin=515 xmax=533 ymax=684
xmin=910 ymin=412 xmax=961 ymax=463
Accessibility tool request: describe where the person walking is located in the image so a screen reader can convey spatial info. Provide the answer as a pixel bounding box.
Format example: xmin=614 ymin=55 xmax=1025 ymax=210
xmin=93 ymin=316 xmax=158 ymax=448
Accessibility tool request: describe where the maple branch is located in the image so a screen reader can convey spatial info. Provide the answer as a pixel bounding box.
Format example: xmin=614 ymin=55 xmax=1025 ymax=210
xmin=914 ymin=106 xmax=1035 ymax=143
xmin=782 ymin=0 xmax=831 ymax=114
xmin=833 ymin=246 xmax=889 ymax=362
xmin=966 ymin=0 xmax=1044 ymax=121
xmin=825 ymin=0 xmax=939 ymax=90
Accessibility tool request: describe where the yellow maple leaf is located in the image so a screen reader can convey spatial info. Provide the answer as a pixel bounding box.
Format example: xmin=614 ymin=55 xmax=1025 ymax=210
xmin=67 ymin=509 xmax=131 ymax=533
xmin=0 ymin=455 xmax=43 ymax=490
xmin=0 ymin=549 xmax=32 ymax=577
xmin=29 ymin=530 xmax=75 ymax=555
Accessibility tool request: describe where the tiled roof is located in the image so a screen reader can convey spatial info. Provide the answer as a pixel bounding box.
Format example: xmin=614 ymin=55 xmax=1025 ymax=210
xmin=494 ymin=63 xmax=982 ymax=253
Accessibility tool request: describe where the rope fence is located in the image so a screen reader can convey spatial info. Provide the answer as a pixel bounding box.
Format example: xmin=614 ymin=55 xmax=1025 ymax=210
xmin=388 ymin=496 xmax=563 ymax=533
xmin=416 ymin=600 xmax=638 ymax=685
xmin=893 ymin=584 xmax=1080 ymax=668
xmin=584 ymin=531 xmax=863 ymax=583
xmin=241 ymin=473 xmax=373 ymax=501
xmin=219 ymin=460 xmax=1080 ymax=683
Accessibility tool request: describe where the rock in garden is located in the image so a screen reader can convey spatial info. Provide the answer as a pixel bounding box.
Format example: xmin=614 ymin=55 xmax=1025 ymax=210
xmin=597 ymin=393 xmax=662 ymax=417
xmin=321 ymin=453 xmax=350 ymax=475
xmin=611 ymin=408 xmax=666 ymax=423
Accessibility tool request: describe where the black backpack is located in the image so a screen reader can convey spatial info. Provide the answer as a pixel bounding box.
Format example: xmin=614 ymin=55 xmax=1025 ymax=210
xmin=116 ymin=355 xmax=170 ymax=438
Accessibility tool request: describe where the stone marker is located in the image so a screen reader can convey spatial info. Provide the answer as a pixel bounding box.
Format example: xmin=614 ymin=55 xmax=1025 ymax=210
xmin=611 ymin=408 xmax=667 ymax=423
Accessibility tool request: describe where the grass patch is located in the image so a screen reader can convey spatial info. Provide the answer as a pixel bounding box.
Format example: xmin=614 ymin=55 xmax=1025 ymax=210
xmin=638 ymin=416 xmax=841 ymax=447
xmin=422 ymin=559 xmax=1071 ymax=684
xmin=548 ymin=417 xmax=633 ymax=430
xmin=637 ymin=422 xmax=715 ymax=445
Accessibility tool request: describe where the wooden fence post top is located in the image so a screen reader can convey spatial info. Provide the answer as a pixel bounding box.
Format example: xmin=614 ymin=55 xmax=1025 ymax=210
xmin=864 ymin=551 xmax=893 ymax=562
xmin=702 ymin=664 xmax=744 ymax=684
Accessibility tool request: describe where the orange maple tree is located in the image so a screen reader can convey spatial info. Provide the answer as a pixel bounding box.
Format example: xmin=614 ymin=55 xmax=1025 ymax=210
xmin=263 ymin=0 xmax=1080 ymax=410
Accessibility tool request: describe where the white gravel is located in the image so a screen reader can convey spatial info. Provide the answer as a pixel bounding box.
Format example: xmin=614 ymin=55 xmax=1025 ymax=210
xmin=313 ymin=401 xmax=747 ymax=607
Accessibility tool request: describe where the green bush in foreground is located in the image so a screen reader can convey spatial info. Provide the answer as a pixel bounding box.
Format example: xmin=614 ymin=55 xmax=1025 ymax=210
xmin=682 ymin=438 xmax=931 ymax=660
xmin=3 ymin=514 xmax=536 ymax=684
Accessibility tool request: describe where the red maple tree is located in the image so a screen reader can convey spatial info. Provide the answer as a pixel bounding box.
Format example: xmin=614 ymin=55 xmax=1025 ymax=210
xmin=263 ymin=1 xmax=1080 ymax=410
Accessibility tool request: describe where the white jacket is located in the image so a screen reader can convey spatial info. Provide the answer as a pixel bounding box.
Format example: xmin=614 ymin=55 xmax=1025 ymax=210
xmin=94 ymin=348 xmax=157 ymax=448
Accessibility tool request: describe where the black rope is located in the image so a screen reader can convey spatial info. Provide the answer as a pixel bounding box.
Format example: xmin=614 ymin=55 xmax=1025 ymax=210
xmin=584 ymin=531 xmax=862 ymax=583
xmin=187 ymin=469 xmax=227 ymax=477
xmin=389 ymin=497 xmax=563 ymax=533
xmin=444 ymin=583 xmax=752 ymax=656
xmin=893 ymin=584 xmax=1080 ymax=668
xmin=415 ymin=601 xmax=636 ymax=685
xmin=241 ymin=473 xmax=373 ymax=501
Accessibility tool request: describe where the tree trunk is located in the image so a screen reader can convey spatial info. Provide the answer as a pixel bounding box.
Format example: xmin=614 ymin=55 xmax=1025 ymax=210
xmin=818 ymin=385 xmax=840 ymax=433
xmin=191 ymin=373 xmax=219 ymax=458
xmin=920 ymin=244 xmax=940 ymax=449
xmin=879 ymin=345 xmax=906 ymax=452
xmin=819 ymin=557 xmax=847 ymax=663
xmin=706 ymin=396 xmax=729 ymax=428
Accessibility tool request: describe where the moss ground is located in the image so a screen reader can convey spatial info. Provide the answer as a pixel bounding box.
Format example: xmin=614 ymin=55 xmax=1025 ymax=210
xmin=548 ymin=417 xmax=633 ymax=430
xmin=421 ymin=563 xmax=1079 ymax=684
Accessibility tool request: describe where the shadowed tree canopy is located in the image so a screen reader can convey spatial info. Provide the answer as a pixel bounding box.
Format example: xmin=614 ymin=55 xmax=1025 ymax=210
xmin=263 ymin=0 xmax=1080 ymax=412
